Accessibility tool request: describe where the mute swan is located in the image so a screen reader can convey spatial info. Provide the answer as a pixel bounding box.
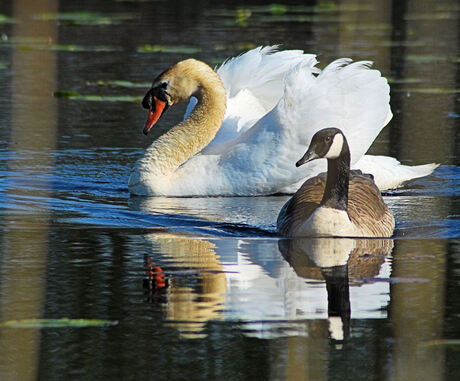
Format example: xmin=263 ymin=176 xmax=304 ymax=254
xmin=277 ymin=128 xmax=395 ymax=237
xmin=129 ymin=46 xmax=437 ymax=196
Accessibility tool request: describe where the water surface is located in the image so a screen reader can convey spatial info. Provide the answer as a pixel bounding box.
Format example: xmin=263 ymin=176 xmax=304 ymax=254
xmin=0 ymin=0 xmax=459 ymax=380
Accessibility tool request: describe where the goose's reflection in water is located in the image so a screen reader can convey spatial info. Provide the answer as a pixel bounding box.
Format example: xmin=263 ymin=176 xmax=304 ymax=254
xmin=131 ymin=197 xmax=394 ymax=340
xmin=279 ymin=238 xmax=393 ymax=340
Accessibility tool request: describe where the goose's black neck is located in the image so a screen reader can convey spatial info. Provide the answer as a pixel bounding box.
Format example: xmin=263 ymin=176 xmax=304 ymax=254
xmin=320 ymin=144 xmax=350 ymax=211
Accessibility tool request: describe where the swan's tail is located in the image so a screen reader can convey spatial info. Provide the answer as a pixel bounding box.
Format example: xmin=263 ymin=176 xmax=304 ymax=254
xmin=352 ymin=155 xmax=439 ymax=190
xmin=280 ymin=155 xmax=439 ymax=194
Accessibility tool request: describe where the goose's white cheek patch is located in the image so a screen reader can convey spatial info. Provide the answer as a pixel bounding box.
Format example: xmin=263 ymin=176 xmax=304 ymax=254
xmin=325 ymin=133 xmax=344 ymax=159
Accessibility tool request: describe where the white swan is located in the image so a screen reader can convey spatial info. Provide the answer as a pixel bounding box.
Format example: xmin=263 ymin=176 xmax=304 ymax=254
xmin=129 ymin=46 xmax=437 ymax=196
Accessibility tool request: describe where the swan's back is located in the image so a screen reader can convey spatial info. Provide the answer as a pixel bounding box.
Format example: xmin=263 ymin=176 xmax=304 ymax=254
xmin=277 ymin=171 xmax=395 ymax=237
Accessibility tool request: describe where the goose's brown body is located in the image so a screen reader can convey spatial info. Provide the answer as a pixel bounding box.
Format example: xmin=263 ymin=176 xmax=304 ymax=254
xmin=277 ymin=171 xmax=395 ymax=237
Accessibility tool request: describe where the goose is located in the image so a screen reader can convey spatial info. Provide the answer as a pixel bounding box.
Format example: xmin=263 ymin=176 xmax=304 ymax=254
xmin=129 ymin=46 xmax=437 ymax=196
xmin=277 ymin=128 xmax=395 ymax=237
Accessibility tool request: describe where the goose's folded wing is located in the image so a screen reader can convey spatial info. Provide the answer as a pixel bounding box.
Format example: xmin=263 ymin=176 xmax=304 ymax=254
xmin=276 ymin=175 xmax=325 ymax=236
xmin=347 ymin=174 xmax=395 ymax=237
xmin=278 ymin=173 xmax=394 ymax=237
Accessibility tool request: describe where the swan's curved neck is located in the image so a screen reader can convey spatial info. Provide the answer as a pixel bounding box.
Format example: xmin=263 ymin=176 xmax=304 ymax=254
xmin=140 ymin=72 xmax=226 ymax=179
xmin=321 ymin=146 xmax=350 ymax=211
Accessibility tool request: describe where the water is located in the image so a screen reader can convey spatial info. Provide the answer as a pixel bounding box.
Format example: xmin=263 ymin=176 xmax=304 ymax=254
xmin=0 ymin=0 xmax=459 ymax=380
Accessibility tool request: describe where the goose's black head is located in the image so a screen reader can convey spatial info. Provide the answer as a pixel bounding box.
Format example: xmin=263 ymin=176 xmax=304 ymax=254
xmin=296 ymin=128 xmax=347 ymax=167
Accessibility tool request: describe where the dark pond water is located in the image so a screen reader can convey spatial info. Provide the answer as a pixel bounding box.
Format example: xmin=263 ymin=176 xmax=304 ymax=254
xmin=0 ymin=0 xmax=459 ymax=380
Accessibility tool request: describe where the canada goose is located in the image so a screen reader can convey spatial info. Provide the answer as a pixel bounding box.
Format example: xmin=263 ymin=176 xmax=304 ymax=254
xmin=128 ymin=46 xmax=437 ymax=196
xmin=277 ymin=128 xmax=395 ymax=237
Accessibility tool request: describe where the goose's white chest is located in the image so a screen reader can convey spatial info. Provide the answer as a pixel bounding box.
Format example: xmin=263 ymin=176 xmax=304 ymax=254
xmin=295 ymin=207 xmax=358 ymax=237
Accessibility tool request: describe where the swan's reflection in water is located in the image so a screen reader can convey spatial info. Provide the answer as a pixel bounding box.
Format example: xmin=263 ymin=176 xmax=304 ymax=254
xmin=142 ymin=233 xmax=227 ymax=339
xmin=141 ymin=230 xmax=393 ymax=340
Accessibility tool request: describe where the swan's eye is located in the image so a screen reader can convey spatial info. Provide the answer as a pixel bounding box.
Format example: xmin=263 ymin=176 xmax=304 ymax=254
xmin=151 ymin=83 xmax=170 ymax=103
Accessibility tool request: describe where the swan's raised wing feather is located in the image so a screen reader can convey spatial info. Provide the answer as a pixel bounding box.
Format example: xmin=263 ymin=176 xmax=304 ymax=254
xmin=277 ymin=58 xmax=392 ymax=165
xmin=197 ymin=46 xmax=316 ymax=152
xmin=217 ymin=46 xmax=316 ymax=109
xmin=216 ymin=57 xmax=393 ymax=193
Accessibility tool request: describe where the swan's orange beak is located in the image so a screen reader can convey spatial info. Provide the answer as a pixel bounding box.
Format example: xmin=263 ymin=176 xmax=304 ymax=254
xmin=143 ymin=96 xmax=167 ymax=135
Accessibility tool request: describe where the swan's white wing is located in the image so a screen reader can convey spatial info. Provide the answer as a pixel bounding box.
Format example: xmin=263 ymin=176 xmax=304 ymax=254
xmin=277 ymin=58 xmax=392 ymax=166
xmin=217 ymin=45 xmax=316 ymax=110
xmin=187 ymin=46 xmax=317 ymax=153
xmin=214 ymin=57 xmax=389 ymax=190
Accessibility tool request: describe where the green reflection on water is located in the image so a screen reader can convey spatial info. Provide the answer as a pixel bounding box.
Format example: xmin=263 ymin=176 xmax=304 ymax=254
xmin=0 ymin=318 xmax=119 ymax=328
xmin=0 ymin=14 xmax=13 ymax=24
xmin=53 ymin=90 xmax=142 ymax=103
xmin=0 ymin=36 xmax=120 ymax=52
xmin=87 ymin=80 xmax=151 ymax=88
xmin=32 ymin=11 xmax=137 ymax=25
xmin=137 ymin=44 xmax=202 ymax=54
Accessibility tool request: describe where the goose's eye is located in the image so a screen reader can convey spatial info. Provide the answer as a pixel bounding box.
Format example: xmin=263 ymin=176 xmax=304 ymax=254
xmin=325 ymin=136 xmax=331 ymax=142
